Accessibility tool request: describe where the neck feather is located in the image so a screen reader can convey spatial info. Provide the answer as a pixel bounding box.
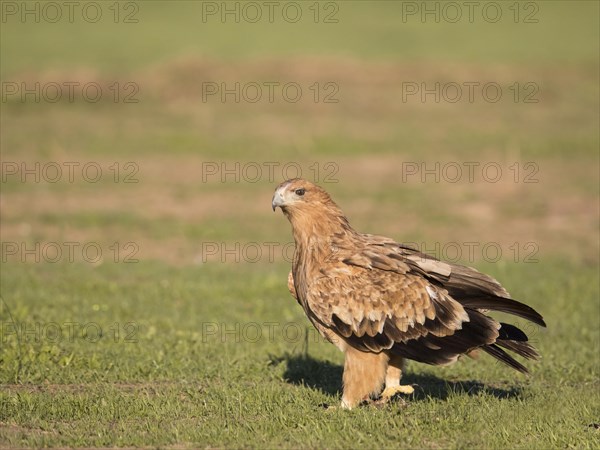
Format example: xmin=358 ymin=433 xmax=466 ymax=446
xmin=284 ymin=203 xmax=353 ymax=250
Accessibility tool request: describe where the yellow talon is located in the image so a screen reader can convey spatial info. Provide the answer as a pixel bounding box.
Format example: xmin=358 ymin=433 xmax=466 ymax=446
xmin=381 ymin=384 xmax=414 ymax=399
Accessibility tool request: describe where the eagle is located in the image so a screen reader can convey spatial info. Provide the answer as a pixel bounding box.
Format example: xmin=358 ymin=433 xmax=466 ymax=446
xmin=272 ymin=178 xmax=546 ymax=409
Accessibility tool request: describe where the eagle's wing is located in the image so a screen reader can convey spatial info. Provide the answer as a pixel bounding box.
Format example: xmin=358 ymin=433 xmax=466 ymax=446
xmin=347 ymin=234 xmax=545 ymax=325
xmin=304 ymin=260 xmax=475 ymax=354
xmin=299 ymin=234 xmax=544 ymax=371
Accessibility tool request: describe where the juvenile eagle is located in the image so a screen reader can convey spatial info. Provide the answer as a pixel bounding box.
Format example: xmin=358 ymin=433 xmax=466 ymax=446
xmin=272 ymin=178 xmax=545 ymax=409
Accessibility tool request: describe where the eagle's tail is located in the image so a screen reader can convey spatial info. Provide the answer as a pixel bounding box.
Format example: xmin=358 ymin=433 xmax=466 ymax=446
xmin=460 ymin=296 xmax=544 ymax=374
xmin=481 ymin=321 xmax=541 ymax=374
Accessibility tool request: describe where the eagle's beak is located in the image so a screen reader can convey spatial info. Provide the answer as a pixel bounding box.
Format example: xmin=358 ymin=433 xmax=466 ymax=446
xmin=272 ymin=188 xmax=285 ymax=211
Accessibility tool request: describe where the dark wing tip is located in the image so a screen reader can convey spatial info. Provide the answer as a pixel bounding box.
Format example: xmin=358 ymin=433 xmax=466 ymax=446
xmin=461 ymin=296 xmax=547 ymax=328
xmin=482 ymin=344 xmax=530 ymax=374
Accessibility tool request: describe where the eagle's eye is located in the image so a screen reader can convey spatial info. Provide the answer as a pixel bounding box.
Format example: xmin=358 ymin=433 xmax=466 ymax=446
xmin=295 ymin=188 xmax=306 ymax=196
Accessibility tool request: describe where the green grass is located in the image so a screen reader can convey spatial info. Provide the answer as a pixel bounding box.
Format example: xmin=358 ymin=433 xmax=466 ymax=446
xmin=1 ymin=261 xmax=598 ymax=448
xmin=1 ymin=1 xmax=599 ymax=448
xmin=1 ymin=1 xmax=598 ymax=76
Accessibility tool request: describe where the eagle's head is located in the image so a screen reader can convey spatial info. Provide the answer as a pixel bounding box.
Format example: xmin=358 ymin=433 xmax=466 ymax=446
xmin=272 ymin=178 xmax=350 ymax=237
xmin=272 ymin=178 xmax=332 ymax=213
xmin=271 ymin=178 xmax=353 ymax=246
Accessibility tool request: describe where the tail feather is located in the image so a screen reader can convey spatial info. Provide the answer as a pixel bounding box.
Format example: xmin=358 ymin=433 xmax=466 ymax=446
xmin=496 ymin=340 xmax=540 ymax=360
xmin=482 ymin=344 xmax=529 ymax=374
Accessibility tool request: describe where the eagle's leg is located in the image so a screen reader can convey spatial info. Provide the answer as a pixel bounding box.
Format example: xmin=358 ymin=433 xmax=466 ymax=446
xmin=340 ymin=347 xmax=387 ymax=409
xmin=379 ymin=355 xmax=414 ymax=402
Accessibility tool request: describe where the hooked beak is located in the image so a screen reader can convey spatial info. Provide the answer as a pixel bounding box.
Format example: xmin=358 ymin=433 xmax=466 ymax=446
xmin=272 ymin=188 xmax=285 ymax=212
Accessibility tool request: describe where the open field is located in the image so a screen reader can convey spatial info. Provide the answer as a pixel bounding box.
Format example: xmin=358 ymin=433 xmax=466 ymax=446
xmin=1 ymin=1 xmax=599 ymax=448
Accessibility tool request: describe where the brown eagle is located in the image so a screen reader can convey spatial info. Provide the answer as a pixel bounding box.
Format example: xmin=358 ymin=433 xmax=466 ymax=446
xmin=272 ymin=178 xmax=545 ymax=409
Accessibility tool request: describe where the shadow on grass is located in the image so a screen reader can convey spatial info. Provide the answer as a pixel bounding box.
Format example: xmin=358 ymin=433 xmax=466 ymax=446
xmin=272 ymin=352 xmax=523 ymax=401
xmin=271 ymin=352 xmax=343 ymax=396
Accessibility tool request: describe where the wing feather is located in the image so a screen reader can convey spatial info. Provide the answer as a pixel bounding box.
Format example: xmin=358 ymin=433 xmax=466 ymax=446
xmin=303 ymin=262 xmax=469 ymax=353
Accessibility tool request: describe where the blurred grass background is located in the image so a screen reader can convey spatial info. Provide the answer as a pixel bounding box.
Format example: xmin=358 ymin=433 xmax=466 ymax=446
xmin=1 ymin=1 xmax=599 ymax=448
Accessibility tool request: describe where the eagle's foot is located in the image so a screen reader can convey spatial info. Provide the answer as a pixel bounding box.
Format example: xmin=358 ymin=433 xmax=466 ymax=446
xmin=379 ymin=384 xmax=415 ymax=402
